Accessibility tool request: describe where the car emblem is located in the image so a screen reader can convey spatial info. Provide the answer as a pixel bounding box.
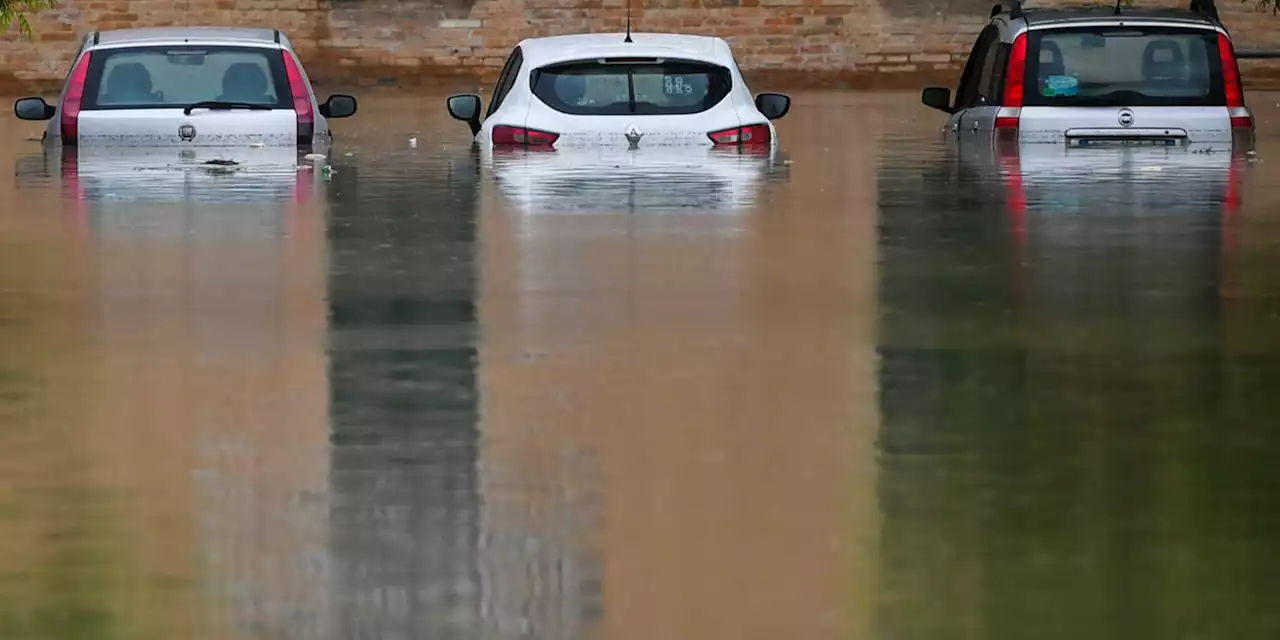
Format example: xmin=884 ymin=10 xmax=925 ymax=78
xmin=624 ymin=124 xmax=643 ymax=150
xmin=179 ymin=123 xmax=196 ymax=141
xmin=1118 ymin=109 xmax=1135 ymax=128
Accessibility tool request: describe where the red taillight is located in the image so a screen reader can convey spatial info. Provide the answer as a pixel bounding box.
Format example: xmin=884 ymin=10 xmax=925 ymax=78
xmin=1217 ymin=34 xmax=1254 ymax=130
xmin=708 ymin=123 xmax=771 ymax=146
xmin=995 ymin=33 xmax=1028 ymax=132
xmin=281 ymin=51 xmax=314 ymax=145
xmin=492 ymin=125 xmax=559 ymax=146
xmin=1004 ymin=34 xmax=1027 ymax=108
xmin=1219 ymin=33 xmax=1244 ymax=108
xmin=60 ymin=52 xmax=92 ymax=144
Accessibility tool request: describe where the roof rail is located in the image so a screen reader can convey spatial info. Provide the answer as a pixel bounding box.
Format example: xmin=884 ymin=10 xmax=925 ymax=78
xmin=989 ymin=1 xmax=1024 ymax=19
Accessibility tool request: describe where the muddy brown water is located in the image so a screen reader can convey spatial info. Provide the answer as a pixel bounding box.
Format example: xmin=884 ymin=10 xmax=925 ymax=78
xmin=1 ymin=91 xmax=1280 ymax=639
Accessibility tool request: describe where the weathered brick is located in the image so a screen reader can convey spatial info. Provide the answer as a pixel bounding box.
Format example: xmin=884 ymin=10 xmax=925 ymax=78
xmin=3 ymin=0 xmax=1279 ymax=93
xmin=910 ymin=53 xmax=951 ymax=64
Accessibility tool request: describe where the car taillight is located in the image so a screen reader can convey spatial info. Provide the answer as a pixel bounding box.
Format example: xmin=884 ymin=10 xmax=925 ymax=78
xmin=995 ymin=33 xmax=1028 ymax=132
xmin=492 ymin=125 xmax=559 ymax=146
xmin=60 ymin=52 xmax=92 ymax=145
xmin=1218 ymin=33 xmax=1252 ymax=130
xmin=281 ymin=51 xmax=314 ymax=145
xmin=708 ymin=123 xmax=771 ymax=146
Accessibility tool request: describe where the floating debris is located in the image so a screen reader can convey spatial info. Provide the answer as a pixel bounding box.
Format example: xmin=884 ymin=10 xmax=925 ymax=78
xmin=201 ymin=158 xmax=241 ymax=174
xmin=249 ymin=142 xmax=265 ymax=148
xmin=409 ymin=137 xmax=418 ymax=148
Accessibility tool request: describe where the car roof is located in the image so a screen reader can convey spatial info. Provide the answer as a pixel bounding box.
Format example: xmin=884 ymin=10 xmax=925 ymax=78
xmin=92 ymin=26 xmax=284 ymax=47
xmin=1019 ymin=6 xmax=1220 ymax=28
xmin=516 ymin=32 xmax=732 ymax=67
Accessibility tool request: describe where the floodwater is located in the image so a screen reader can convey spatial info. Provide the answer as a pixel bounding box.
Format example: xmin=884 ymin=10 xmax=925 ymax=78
xmin=1 ymin=91 xmax=1279 ymax=639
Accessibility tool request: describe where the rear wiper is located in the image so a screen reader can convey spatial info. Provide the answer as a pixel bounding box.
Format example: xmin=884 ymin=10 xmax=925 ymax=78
xmin=183 ymin=101 xmax=273 ymax=115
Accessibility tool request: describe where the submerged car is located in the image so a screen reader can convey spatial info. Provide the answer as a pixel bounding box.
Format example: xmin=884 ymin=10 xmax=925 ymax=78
xmin=920 ymin=0 xmax=1255 ymax=149
xmin=445 ymin=32 xmax=792 ymax=149
xmin=13 ymin=26 xmax=357 ymax=148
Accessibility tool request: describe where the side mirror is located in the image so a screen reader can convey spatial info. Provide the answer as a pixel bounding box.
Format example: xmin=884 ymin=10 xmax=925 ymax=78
xmin=447 ymin=94 xmax=482 ymax=136
xmin=921 ymin=87 xmax=954 ymax=113
xmin=319 ymin=94 xmax=357 ymax=119
xmin=754 ymin=92 xmax=791 ymax=120
xmin=14 ymin=97 xmax=55 ymax=121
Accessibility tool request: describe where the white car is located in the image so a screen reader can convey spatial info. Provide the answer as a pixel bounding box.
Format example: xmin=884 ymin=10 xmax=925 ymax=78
xmin=445 ymin=32 xmax=791 ymax=149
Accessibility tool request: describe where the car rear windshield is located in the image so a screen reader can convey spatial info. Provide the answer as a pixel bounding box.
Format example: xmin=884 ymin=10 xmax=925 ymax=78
xmin=82 ymin=45 xmax=293 ymax=110
xmin=530 ymin=58 xmax=732 ymax=115
xmin=1023 ymin=26 xmax=1226 ymax=107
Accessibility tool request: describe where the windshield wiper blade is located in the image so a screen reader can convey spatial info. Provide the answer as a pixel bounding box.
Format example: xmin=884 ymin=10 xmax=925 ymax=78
xmin=183 ymin=101 xmax=273 ymax=115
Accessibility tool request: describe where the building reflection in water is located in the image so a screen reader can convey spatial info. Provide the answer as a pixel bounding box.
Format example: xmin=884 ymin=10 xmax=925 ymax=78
xmin=3 ymin=144 xmax=334 ymax=638
xmin=324 ymin=149 xmax=484 ymax=638
xmin=474 ymin=104 xmax=878 ymax=638
xmin=873 ymin=136 xmax=1280 ymax=639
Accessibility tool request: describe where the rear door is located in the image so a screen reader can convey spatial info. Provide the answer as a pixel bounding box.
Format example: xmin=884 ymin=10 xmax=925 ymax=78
xmin=949 ymin=25 xmax=998 ymax=137
xmin=77 ymin=44 xmax=299 ymax=147
xmin=1016 ymin=24 xmax=1232 ymax=144
xmin=523 ymin=58 xmax=741 ymax=146
xmin=959 ymin=25 xmax=1007 ymax=136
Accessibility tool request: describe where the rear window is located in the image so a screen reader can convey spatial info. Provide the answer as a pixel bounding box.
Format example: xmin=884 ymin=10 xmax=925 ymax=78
xmin=82 ymin=45 xmax=293 ymax=110
xmin=1023 ymin=26 xmax=1226 ymax=107
xmin=530 ymin=58 xmax=732 ymax=115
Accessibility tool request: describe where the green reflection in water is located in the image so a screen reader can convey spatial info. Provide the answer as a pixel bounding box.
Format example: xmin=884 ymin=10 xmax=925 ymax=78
xmin=0 ymin=242 xmax=149 ymax=640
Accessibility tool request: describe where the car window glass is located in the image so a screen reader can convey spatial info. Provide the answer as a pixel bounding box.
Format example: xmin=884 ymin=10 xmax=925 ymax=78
xmin=530 ymin=59 xmax=732 ymax=115
xmin=486 ymin=48 xmax=522 ymax=118
xmin=1024 ymin=26 xmax=1223 ymax=106
xmin=82 ymin=46 xmax=292 ymax=110
xmin=955 ymin=26 xmax=996 ymax=109
xmin=975 ymin=34 xmax=1003 ymax=104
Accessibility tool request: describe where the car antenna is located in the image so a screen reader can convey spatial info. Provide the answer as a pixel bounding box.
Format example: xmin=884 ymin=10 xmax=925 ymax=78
xmin=624 ymin=0 xmax=633 ymax=42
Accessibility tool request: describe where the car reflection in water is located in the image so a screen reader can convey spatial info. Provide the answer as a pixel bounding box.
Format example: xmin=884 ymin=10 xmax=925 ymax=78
xmin=15 ymin=144 xmax=323 ymax=239
xmin=482 ymin=143 xmax=790 ymax=215
xmin=962 ymin=137 xmax=1243 ymax=227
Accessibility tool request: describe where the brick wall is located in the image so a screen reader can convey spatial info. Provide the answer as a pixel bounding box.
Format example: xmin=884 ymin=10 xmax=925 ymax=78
xmin=3 ymin=0 xmax=1280 ymax=92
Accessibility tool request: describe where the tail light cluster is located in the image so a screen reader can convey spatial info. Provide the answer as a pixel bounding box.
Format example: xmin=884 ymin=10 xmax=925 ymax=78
xmin=60 ymin=52 xmax=93 ymax=145
xmin=1217 ymin=33 xmax=1252 ymax=131
xmin=493 ymin=125 xmax=559 ymax=146
xmin=281 ymin=51 xmax=314 ymax=145
xmin=994 ymin=32 xmax=1028 ymax=136
xmin=708 ymin=123 xmax=771 ymax=146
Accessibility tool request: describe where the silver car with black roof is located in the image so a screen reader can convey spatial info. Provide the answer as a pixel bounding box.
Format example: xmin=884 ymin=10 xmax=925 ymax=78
xmin=13 ymin=26 xmax=357 ymax=148
xmin=921 ymin=0 xmax=1255 ymax=149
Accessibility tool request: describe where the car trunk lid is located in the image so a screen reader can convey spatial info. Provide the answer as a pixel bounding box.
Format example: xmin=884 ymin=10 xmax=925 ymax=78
xmin=1019 ymin=106 xmax=1231 ymax=145
xmin=77 ymin=109 xmax=298 ymax=147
